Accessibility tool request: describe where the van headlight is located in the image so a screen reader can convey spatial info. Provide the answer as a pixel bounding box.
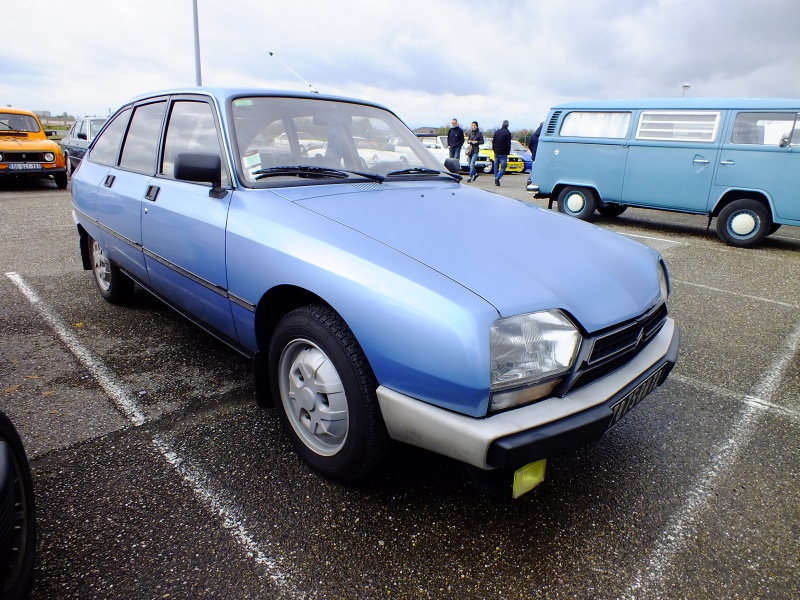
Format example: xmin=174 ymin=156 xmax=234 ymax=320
xmin=43 ymin=152 xmax=55 ymax=162
xmin=489 ymin=310 xmax=581 ymax=411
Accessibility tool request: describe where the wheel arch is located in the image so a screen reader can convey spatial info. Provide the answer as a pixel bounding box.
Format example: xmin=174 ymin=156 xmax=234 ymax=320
xmin=77 ymin=223 xmax=92 ymax=271
xmin=552 ymin=182 xmax=602 ymax=203
xmin=711 ymin=189 xmax=774 ymax=219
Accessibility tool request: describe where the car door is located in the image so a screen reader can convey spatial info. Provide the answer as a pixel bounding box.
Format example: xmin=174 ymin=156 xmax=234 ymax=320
xmin=140 ymin=97 xmax=238 ymax=343
xmin=712 ymin=111 xmax=800 ymax=223
xmin=621 ymin=110 xmax=722 ymax=212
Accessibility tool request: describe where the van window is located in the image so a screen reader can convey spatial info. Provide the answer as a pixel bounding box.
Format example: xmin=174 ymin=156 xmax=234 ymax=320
xmin=636 ymin=111 xmax=720 ymax=142
xmin=560 ymin=112 xmax=631 ymax=139
xmin=730 ymin=112 xmax=798 ymax=146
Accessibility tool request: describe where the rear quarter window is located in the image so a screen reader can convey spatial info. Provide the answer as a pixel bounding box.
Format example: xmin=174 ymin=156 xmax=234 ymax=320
xmin=559 ymin=112 xmax=631 ymax=139
xmin=636 ymin=111 xmax=720 ymax=142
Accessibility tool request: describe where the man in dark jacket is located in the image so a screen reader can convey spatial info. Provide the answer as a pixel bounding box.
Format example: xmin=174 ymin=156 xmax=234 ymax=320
xmin=526 ymin=122 xmax=542 ymax=188
xmin=492 ymin=120 xmax=512 ymax=186
xmin=448 ymin=118 xmax=464 ymax=159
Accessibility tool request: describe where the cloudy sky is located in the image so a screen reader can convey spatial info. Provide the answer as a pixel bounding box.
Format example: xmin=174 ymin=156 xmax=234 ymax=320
xmin=3 ymin=0 xmax=798 ymax=131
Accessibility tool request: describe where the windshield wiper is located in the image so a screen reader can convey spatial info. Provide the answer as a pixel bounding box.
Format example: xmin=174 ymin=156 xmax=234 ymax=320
xmin=254 ymin=165 xmax=384 ymax=183
xmin=386 ymin=167 xmax=461 ymax=182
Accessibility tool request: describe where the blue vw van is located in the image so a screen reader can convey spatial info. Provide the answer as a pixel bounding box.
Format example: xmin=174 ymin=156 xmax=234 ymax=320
xmin=532 ymin=99 xmax=800 ymax=247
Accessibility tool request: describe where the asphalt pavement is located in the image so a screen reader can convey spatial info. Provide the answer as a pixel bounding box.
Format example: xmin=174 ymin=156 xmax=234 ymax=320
xmin=1 ymin=174 xmax=798 ymax=599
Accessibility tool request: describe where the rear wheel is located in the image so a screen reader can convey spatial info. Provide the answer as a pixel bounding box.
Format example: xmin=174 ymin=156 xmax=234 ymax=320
xmin=557 ymin=186 xmax=597 ymax=220
xmin=597 ymin=203 xmax=627 ymax=217
xmin=269 ymin=305 xmax=389 ymax=481
xmin=716 ymin=199 xmax=771 ymax=248
xmin=483 ymin=159 xmax=494 ymax=174
xmin=64 ymin=153 xmax=73 ymax=176
xmin=88 ymin=235 xmax=134 ymax=303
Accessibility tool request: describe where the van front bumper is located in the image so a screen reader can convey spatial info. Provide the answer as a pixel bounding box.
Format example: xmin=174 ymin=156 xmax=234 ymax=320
xmin=376 ymin=318 xmax=679 ymax=471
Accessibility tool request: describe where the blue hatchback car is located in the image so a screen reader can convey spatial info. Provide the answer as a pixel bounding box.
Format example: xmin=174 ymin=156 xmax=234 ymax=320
xmin=71 ymin=88 xmax=679 ymax=497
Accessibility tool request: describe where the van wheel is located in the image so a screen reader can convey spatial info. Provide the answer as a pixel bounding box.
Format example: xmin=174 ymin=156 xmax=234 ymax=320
xmin=597 ymin=204 xmax=627 ymax=217
xmin=716 ymin=199 xmax=771 ymax=248
xmin=557 ymin=186 xmax=597 ymax=220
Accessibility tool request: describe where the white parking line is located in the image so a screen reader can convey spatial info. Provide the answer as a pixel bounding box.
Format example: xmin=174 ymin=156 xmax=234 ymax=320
xmin=624 ymin=320 xmax=800 ymax=598
xmin=674 ymin=280 xmax=800 ymax=309
xmin=621 ymin=233 xmax=683 ymax=245
xmin=5 ymin=271 xmax=146 ymax=426
xmin=153 ymin=436 xmax=299 ymax=597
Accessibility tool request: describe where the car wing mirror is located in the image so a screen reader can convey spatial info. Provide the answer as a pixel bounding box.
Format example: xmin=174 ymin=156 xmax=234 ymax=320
xmin=444 ymin=158 xmax=461 ymax=173
xmin=174 ymin=153 xmax=227 ymax=198
xmin=77 ymin=132 xmax=88 ymax=140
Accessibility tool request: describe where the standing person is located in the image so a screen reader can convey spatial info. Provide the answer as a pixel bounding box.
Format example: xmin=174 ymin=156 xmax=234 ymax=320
xmin=448 ymin=118 xmax=464 ymax=159
xmin=492 ymin=120 xmax=512 ymax=186
xmin=526 ymin=122 xmax=542 ymax=189
xmin=465 ymin=121 xmax=484 ymax=182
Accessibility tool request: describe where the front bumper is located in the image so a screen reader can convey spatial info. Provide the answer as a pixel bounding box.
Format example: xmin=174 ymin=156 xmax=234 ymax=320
xmin=377 ymin=318 xmax=679 ymax=470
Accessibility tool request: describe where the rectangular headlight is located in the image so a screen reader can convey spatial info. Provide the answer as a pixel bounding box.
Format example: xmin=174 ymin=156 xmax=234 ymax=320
xmin=490 ymin=310 xmax=581 ymax=410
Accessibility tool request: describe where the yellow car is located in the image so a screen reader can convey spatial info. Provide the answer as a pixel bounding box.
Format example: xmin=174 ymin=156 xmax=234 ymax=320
xmin=0 ymin=108 xmax=68 ymax=188
xmin=480 ymin=140 xmax=525 ymax=174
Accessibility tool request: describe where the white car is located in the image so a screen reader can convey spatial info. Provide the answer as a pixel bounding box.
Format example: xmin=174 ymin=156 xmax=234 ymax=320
xmin=416 ymin=134 xmax=490 ymax=172
xmin=308 ymin=137 xmax=410 ymax=168
xmin=273 ymin=132 xmax=325 ymax=154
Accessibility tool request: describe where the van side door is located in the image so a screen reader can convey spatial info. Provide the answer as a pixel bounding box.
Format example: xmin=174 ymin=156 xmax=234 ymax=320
xmin=712 ymin=111 xmax=800 ymax=223
xmin=621 ymin=111 xmax=722 ymax=212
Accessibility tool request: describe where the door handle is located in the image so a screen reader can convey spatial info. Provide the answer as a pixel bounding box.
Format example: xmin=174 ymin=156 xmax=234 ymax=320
xmin=720 ymin=160 xmax=735 ymax=166
xmin=103 ymin=174 xmax=115 ymax=187
xmin=144 ymin=185 xmax=160 ymax=202
xmin=692 ymin=158 xmax=709 ymax=165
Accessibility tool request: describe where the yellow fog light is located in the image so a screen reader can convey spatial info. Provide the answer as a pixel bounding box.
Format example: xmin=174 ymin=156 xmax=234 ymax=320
xmin=512 ymin=459 xmax=546 ymax=499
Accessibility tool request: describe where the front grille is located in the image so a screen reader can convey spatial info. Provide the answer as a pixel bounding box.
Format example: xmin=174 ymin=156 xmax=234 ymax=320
xmin=509 ymin=157 xmax=522 ymax=163
xmin=560 ymin=303 xmax=668 ymax=395
xmin=2 ymin=152 xmax=46 ymax=163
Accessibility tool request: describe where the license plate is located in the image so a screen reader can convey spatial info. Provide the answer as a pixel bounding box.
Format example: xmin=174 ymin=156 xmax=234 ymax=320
xmin=9 ymin=163 xmax=41 ymax=170
xmin=609 ymin=366 xmax=664 ymax=427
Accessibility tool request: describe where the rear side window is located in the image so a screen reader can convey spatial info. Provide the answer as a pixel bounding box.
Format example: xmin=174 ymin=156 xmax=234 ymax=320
xmin=636 ymin=111 xmax=720 ymax=142
xmin=730 ymin=112 xmax=798 ymax=146
xmin=559 ymin=112 xmax=631 ymax=139
xmin=90 ymin=107 xmax=132 ymax=166
xmin=119 ymin=101 xmax=167 ymax=175
xmin=161 ymin=100 xmax=229 ymax=187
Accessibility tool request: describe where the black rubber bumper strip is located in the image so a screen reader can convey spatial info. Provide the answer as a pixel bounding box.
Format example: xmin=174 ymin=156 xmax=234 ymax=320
xmin=486 ymin=326 xmax=680 ymax=470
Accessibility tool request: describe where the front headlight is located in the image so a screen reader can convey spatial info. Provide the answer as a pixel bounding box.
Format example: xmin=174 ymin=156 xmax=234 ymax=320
xmin=43 ymin=152 xmax=55 ymax=162
xmin=490 ymin=310 xmax=581 ymax=411
xmin=658 ymin=261 xmax=670 ymax=303
xmin=0 ymin=153 xmax=4 ymax=162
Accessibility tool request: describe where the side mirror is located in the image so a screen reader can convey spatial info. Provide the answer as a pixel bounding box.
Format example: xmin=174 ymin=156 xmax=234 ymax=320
xmin=174 ymin=153 xmax=227 ymax=198
xmin=77 ymin=132 xmax=88 ymax=140
xmin=444 ymin=158 xmax=461 ymax=173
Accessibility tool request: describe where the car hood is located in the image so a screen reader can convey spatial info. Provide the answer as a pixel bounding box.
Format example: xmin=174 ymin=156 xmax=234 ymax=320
xmin=0 ymin=134 xmax=59 ymax=151
xmin=277 ymin=182 xmax=664 ymax=333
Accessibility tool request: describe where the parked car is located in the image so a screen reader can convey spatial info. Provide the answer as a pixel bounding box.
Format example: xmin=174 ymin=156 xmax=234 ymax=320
xmin=533 ymin=98 xmax=800 ymax=247
xmin=510 ymin=140 xmax=533 ymax=172
xmin=0 ymin=410 xmax=36 ymax=599
xmin=0 ymin=108 xmax=68 ymax=188
xmin=273 ymin=131 xmax=325 ymax=154
xmin=61 ymin=116 xmax=108 ymax=175
xmin=307 ymin=137 xmax=408 ymax=168
xmin=70 ymin=88 xmax=679 ymax=498
xmin=480 ymin=139 xmax=526 ymax=174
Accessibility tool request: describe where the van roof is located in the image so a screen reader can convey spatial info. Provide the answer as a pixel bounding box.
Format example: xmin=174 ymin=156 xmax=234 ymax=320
xmin=551 ymin=98 xmax=800 ymax=111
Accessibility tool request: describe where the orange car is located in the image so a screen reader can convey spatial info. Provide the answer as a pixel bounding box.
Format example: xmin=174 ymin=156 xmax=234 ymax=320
xmin=0 ymin=108 xmax=68 ymax=188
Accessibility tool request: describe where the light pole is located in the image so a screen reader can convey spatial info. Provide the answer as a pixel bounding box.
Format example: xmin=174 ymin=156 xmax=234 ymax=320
xmin=192 ymin=0 xmax=202 ymax=86
xmin=681 ymin=83 xmax=691 ymax=97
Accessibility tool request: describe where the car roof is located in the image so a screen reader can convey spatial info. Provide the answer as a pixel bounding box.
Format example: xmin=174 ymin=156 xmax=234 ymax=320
xmin=0 ymin=107 xmax=39 ymax=117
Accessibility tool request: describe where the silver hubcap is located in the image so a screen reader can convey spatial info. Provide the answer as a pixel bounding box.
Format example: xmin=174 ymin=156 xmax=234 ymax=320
xmin=91 ymin=239 xmax=111 ymax=291
xmin=730 ymin=212 xmax=757 ymax=236
xmin=279 ymin=339 xmax=348 ymax=456
xmin=566 ymin=192 xmax=586 ymax=213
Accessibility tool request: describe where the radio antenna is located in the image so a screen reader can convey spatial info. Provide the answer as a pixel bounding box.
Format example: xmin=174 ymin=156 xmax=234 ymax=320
xmin=269 ymin=52 xmax=319 ymax=94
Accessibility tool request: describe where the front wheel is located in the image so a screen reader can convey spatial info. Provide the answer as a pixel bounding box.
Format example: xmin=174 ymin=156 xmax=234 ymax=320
xmin=54 ymin=172 xmax=68 ymax=189
xmin=483 ymin=159 xmax=494 ymax=174
xmin=269 ymin=305 xmax=389 ymax=481
xmin=64 ymin=153 xmax=73 ymax=176
xmin=88 ymin=235 xmax=134 ymax=303
xmin=557 ymin=186 xmax=597 ymax=220
xmin=716 ymin=199 xmax=771 ymax=248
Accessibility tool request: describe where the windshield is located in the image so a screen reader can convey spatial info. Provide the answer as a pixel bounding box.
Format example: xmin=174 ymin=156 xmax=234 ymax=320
xmin=0 ymin=113 xmax=41 ymax=133
xmin=231 ymin=96 xmax=446 ymax=185
xmin=510 ymin=140 xmax=528 ymax=153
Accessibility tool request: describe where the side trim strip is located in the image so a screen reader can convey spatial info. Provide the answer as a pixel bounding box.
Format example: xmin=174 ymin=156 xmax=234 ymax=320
xmin=142 ymin=248 xmax=227 ymax=298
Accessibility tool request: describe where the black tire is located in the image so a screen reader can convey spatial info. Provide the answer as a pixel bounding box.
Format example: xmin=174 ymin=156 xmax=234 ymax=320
xmin=64 ymin=153 xmax=73 ymax=177
xmin=268 ymin=305 xmax=389 ymax=481
xmin=716 ymin=199 xmax=772 ymax=248
xmin=597 ymin=203 xmax=627 ymax=217
xmin=557 ymin=186 xmax=597 ymax=220
xmin=483 ymin=159 xmax=494 ymax=174
xmin=87 ymin=234 xmax=134 ymax=304
xmin=54 ymin=172 xmax=68 ymax=189
xmin=0 ymin=411 xmax=36 ymax=600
